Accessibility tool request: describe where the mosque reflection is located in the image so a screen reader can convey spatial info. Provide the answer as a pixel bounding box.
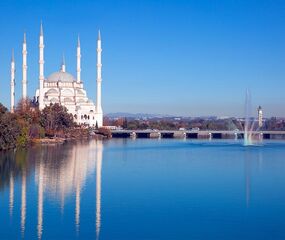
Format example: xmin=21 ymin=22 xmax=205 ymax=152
xmin=0 ymin=140 xmax=103 ymax=239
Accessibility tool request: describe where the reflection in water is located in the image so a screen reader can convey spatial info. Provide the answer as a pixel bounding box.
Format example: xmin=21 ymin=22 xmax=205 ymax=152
xmin=244 ymin=150 xmax=250 ymax=208
xmin=244 ymin=148 xmax=264 ymax=208
xmin=21 ymin=168 xmax=26 ymax=237
xmin=245 ymin=159 xmax=250 ymax=208
xmin=2 ymin=140 xmax=285 ymax=239
xmin=9 ymin=172 xmax=14 ymax=218
xmin=96 ymin=142 xmax=103 ymax=239
xmin=32 ymin=140 xmax=103 ymax=239
xmin=75 ymin=181 xmax=81 ymax=234
xmin=37 ymin=161 xmax=44 ymax=239
xmin=0 ymin=140 xmax=104 ymax=239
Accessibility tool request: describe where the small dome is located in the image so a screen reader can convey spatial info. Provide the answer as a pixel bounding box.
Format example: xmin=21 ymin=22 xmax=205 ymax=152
xmin=47 ymin=71 xmax=76 ymax=83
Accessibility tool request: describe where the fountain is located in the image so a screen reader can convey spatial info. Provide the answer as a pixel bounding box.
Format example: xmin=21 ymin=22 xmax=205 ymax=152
xmin=244 ymin=89 xmax=253 ymax=145
xmin=244 ymin=89 xmax=259 ymax=146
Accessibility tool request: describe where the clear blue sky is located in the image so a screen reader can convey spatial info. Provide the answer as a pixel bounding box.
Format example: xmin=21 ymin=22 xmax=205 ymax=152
xmin=0 ymin=0 xmax=285 ymax=117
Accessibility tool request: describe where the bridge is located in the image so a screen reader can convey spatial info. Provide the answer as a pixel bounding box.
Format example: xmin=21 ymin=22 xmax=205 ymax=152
xmin=111 ymin=130 xmax=285 ymax=140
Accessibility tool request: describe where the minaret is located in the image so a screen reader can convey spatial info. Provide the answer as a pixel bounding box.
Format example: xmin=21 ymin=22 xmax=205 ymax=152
xmin=96 ymin=30 xmax=103 ymax=126
xmin=61 ymin=54 xmax=66 ymax=72
xmin=10 ymin=50 xmax=15 ymax=113
xmin=22 ymin=32 xmax=27 ymax=99
xmin=39 ymin=22 xmax=45 ymax=110
xmin=77 ymin=36 xmax=81 ymax=83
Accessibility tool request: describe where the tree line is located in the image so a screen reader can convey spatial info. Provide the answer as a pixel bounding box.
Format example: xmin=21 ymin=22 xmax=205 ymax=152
xmin=104 ymin=117 xmax=285 ymax=131
xmin=0 ymin=99 xmax=75 ymax=151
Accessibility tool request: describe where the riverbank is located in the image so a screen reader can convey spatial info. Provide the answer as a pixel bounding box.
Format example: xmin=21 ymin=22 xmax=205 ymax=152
xmin=30 ymin=131 xmax=108 ymax=146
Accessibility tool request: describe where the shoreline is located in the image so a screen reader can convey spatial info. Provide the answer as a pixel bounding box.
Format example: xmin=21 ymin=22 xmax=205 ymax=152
xmin=31 ymin=133 xmax=107 ymax=145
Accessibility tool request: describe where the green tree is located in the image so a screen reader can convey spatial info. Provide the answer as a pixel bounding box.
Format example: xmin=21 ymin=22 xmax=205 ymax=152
xmin=0 ymin=103 xmax=20 ymax=150
xmin=40 ymin=103 xmax=75 ymax=136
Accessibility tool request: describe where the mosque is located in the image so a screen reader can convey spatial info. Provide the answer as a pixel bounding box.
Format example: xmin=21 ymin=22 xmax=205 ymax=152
xmin=10 ymin=23 xmax=103 ymax=127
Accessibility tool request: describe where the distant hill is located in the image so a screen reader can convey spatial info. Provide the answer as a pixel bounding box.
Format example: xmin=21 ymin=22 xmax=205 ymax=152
xmin=105 ymin=112 xmax=176 ymax=119
xmin=105 ymin=112 xmax=220 ymax=120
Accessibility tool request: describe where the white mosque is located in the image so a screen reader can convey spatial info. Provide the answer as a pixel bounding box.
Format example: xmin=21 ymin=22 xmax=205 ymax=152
xmin=10 ymin=23 xmax=103 ymax=127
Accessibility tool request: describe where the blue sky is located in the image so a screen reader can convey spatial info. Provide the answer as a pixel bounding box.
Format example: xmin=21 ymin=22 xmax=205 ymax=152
xmin=0 ymin=0 xmax=285 ymax=117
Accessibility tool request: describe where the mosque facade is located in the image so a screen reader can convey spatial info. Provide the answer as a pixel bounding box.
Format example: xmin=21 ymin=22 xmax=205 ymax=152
xmin=10 ymin=23 xmax=103 ymax=127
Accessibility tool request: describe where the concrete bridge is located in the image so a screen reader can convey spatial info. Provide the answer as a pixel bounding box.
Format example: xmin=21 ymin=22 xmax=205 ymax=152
xmin=111 ymin=130 xmax=285 ymax=140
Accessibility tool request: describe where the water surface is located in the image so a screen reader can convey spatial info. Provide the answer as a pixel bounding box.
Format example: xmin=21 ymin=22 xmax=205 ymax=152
xmin=1 ymin=139 xmax=285 ymax=239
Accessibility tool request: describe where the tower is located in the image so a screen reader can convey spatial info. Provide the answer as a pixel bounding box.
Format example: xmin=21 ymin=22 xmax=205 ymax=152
xmin=10 ymin=50 xmax=15 ymax=113
xmin=257 ymin=106 xmax=263 ymax=128
xmin=39 ymin=22 xmax=45 ymax=110
xmin=96 ymin=30 xmax=103 ymax=127
xmin=77 ymin=36 xmax=81 ymax=83
xmin=22 ymin=32 xmax=27 ymax=99
xmin=61 ymin=54 xmax=66 ymax=72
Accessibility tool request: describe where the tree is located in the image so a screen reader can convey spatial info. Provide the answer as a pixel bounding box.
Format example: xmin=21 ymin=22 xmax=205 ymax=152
xmin=103 ymin=117 xmax=110 ymax=126
xmin=15 ymin=98 xmax=42 ymax=141
xmin=0 ymin=103 xmax=20 ymax=150
xmin=40 ymin=103 xmax=75 ymax=136
xmin=15 ymin=98 xmax=40 ymax=124
xmin=122 ymin=118 xmax=128 ymax=129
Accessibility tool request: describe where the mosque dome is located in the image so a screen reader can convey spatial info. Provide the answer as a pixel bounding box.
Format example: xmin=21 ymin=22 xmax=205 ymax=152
xmin=46 ymin=71 xmax=76 ymax=83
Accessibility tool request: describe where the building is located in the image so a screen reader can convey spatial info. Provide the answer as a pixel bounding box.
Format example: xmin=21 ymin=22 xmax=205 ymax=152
xmin=10 ymin=23 xmax=103 ymax=127
xmin=257 ymin=106 xmax=263 ymax=128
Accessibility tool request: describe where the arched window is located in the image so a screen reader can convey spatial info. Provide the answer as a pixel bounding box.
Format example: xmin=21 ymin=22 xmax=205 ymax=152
xmin=46 ymin=89 xmax=59 ymax=95
xmin=64 ymin=97 xmax=73 ymax=103
xmin=62 ymin=89 xmax=74 ymax=96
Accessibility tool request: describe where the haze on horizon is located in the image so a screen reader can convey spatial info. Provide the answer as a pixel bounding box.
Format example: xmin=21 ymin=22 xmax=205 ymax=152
xmin=0 ymin=0 xmax=284 ymax=118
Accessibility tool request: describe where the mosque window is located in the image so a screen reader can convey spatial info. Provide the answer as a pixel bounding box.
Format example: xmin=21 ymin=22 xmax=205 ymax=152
xmin=64 ymin=97 xmax=73 ymax=103
xmin=47 ymin=88 xmax=58 ymax=94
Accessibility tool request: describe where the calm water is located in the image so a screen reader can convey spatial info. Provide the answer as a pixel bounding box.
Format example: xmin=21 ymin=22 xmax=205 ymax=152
xmin=1 ymin=139 xmax=285 ymax=239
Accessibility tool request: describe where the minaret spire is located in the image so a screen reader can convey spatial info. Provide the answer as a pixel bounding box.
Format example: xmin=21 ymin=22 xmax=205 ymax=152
xmin=61 ymin=54 xmax=66 ymax=72
xmin=76 ymin=35 xmax=81 ymax=83
xmin=39 ymin=22 xmax=45 ymax=110
xmin=11 ymin=48 xmax=14 ymax=62
xmin=10 ymin=49 xmax=15 ymax=113
xmin=96 ymin=30 xmax=103 ymax=127
xmin=40 ymin=21 xmax=43 ymax=36
xmin=22 ymin=32 xmax=28 ymax=99
xmin=77 ymin=35 xmax=80 ymax=47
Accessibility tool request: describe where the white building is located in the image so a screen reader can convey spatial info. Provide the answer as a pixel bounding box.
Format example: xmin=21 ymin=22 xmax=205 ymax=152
xmin=10 ymin=23 xmax=103 ymax=127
